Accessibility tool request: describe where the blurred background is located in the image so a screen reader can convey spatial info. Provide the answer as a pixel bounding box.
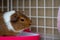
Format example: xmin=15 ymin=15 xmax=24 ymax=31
xmin=0 ymin=0 xmax=60 ymax=40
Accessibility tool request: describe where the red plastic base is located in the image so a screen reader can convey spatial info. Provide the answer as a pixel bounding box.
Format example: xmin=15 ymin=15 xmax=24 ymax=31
xmin=0 ymin=29 xmax=40 ymax=40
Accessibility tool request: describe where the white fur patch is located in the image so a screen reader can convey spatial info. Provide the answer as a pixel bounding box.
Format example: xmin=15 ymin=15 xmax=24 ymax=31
xmin=3 ymin=10 xmax=23 ymax=32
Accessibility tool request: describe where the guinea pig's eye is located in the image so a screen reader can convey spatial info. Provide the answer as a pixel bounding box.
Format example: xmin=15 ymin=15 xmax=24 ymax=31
xmin=21 ymin=19 xmax=24 ymax=21
xmin=14 ymin=15 xmax=16 ymax=17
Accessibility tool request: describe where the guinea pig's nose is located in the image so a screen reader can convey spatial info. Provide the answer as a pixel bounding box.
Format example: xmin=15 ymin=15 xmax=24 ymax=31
xmin=29 ymin=21 xmax=32 ymax=25
xmin=29 ymin=23 xmax=32 ymax=25
xmin=29 ymin=23 xmax=31 ymax=25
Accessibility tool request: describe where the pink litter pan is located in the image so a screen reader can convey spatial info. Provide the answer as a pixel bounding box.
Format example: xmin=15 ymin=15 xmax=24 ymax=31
xmin=0 ymin=32 xmax=40 ymax=40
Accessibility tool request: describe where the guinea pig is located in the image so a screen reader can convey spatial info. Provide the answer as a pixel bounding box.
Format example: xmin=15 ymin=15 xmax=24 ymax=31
xmin=0 ymin=10 xmax=32 ymax=36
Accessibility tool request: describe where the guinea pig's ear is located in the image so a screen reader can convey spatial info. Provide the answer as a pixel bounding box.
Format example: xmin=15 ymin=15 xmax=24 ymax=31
xmin=11 ymin=14 xmax=18 ymax=22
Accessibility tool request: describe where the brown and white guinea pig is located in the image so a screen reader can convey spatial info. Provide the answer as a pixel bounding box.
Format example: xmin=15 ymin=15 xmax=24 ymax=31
xmin=0 ymin=10 xmax=32 ymax=36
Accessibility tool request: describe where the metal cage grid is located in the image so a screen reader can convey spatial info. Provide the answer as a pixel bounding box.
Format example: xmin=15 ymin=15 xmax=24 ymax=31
xmin=0 ymin=0 xmax=60 ymax=40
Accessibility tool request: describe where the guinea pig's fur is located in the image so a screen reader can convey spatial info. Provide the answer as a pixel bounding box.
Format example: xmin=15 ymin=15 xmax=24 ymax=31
xmin=0 ymin=10 xmax=31 ymax=36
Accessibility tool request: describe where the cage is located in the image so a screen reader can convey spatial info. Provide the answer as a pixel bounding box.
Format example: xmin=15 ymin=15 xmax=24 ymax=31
xmin=0 ymin=0 xmax=60 ymax=40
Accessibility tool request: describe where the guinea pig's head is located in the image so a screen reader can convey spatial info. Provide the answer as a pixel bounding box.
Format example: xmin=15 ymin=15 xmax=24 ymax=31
xmin=10 ymin=11 xmax=32 ymax=32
